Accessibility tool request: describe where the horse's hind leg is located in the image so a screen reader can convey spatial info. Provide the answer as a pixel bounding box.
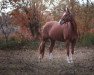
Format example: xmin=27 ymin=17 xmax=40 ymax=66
xmin=49 ymin=39 xmax=55 ymax=60
xmin=70 ymin=40 xmax=76 ymax=54
xmin=39 ymin=39 xmax=46 ymax=60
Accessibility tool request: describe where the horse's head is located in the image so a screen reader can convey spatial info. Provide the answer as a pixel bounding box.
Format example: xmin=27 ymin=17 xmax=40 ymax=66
xmin=60 ymin=8 xmax=72 ymax=25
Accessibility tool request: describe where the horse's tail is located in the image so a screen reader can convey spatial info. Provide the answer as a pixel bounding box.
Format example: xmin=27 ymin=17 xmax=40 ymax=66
xmin=37 ymin=25 xmax=46 ymax=40
xmin=37 ymin=28 xmax=42 ymax=40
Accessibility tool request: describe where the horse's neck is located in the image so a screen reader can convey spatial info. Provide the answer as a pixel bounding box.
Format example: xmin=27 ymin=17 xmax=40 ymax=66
xmin=70 ymin=19 xmax=77 ymax=32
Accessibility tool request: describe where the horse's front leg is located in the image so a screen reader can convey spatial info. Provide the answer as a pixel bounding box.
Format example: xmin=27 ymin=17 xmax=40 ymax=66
xmin=49 ymin=40 xmax=55 ymax=60
xmin=70 ymin=40 xmax=76 ymax=63
xmin=66 ymin=41 xmax=71 ymax=63
xmin=71 ymin=40 xmax=76 ymax=54
xmin=69 ymin=48 xmax=73 ymax=63
xmin=39 ymin=40 xmax=46 ymax=60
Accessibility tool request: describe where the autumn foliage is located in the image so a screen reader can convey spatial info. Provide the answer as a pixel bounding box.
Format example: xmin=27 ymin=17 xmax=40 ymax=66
xmin=0 ymin=0 xmax=94 ymax=48
xmin=10 ymin=2 xmax=44 ymax=39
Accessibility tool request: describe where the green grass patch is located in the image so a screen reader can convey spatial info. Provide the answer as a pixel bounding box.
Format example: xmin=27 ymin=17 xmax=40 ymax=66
xmin=77 ymin=33 xmax=94 ymax=47
xmin=0 ymin=38 xmax=40 ymax=50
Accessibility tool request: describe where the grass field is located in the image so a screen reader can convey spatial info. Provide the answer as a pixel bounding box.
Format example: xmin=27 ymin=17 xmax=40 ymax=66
xmin=0 ymin=47 xmax=94 ymax=75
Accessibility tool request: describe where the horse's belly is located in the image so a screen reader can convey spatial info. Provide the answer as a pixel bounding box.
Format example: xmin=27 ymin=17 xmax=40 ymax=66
xmin=49 ymin=26 xmax=65 ymax=41
xmin=50 ymin=35 xmax=64 ymax=41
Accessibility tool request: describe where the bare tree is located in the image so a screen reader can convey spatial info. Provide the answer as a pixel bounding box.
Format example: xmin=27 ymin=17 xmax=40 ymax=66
xmin=0 ymin=13 xmax=13 ymax=43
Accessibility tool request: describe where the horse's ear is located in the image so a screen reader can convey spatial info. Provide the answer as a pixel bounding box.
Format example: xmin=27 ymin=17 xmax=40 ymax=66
xmin=66 ymin=7 xmax=70 ymax=13
xmin=66 ymin=7 xmax=69 ymax=11
xmin=63 ymin=8 xmax=66 ymax=12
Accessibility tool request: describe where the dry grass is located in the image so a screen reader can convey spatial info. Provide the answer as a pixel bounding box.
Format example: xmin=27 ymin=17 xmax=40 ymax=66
xmin=0 ymin=47 xmax=94 ymax=75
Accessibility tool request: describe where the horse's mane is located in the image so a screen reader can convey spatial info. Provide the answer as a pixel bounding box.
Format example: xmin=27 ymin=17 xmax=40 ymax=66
xmin=69 ymin=13 xmax=77 ymax=32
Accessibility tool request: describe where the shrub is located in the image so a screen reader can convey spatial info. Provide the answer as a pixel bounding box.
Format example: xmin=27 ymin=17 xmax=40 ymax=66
xmin=0 ymin=38 xmax=40 ymax=50
xmin=24 ymin=40 xmax=40 ymax=50
xmin=0 ymin=38 xmax=22 ymax=50
xmin=77 ymin=33 xmax=94 ymax=47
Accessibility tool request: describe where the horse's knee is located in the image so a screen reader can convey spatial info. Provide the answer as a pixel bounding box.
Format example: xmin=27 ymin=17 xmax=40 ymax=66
xmin=67 ymin=51 xmax=70 ymax=56
xmin=70 ymin=40 xmax=76 ymax=54
xmin=65 ymin=42 xmax=70 ymax=56
xmin=70 ymin=45 xmax=74 ymax=54
xmin=71 ymin=50 xmax=74 ymax=54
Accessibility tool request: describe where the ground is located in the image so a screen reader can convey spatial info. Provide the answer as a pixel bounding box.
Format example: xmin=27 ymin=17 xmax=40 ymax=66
xmin=0 ymin=46 xmax=94 ymax=75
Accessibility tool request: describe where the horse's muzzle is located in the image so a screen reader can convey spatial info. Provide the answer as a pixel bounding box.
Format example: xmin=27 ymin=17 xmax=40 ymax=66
xmin=60 ymin=20 xmax=65 ymax=25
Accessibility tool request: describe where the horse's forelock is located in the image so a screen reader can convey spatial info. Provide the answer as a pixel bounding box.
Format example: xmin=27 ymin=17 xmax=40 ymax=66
xmin=61 ymin=12 xmax=67 ymax=18
xmin=62 ymin=10 xmax=71 ymax=18
xmin=63 ymin=12 xmax=66 ymax=16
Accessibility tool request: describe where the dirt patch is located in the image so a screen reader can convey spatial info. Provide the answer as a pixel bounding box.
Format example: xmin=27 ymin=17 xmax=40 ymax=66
xmin=0 ymin=47 xmax=94 ymax=75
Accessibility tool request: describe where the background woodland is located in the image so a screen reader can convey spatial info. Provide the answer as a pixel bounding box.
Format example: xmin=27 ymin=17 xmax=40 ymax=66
xmin=0 ymin=0 xmax=94 ymax=49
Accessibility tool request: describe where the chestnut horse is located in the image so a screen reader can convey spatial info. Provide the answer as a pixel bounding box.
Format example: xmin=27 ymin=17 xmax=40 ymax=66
xmin=38 ymin=8 xmax=78 ymax=63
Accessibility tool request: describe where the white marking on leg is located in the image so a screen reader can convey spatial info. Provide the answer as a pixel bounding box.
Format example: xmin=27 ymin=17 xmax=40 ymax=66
xmin=39 ymin=54 xmax=42 ymax=60
xmin=67 ymin=56 xmax=71 ymax=63
xmin=69 ymin=53 xmax=73 ymax=63
xmin=49 ymin=53 xmax=53 ymax=60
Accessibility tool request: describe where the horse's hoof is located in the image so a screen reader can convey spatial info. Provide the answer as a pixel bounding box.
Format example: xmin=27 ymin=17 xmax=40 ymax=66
xmin=49 ymin=56 xmax=52 ymax=60
xmin=39 ymin=55 xmax=42 ymax=60
xmin=67 ymin=60 xmax=71 ymax=63
xmin=39 ymin=57 xmax=42 ymax=62
xmin=67 ymin=60 xmax=74 ymax=64
xmin=67 ymin=58 xmax=71 ymax=63
xmin=49 ymin=53 xmax=53 ymax=60
xmin=67 ymin=56 xmax=70 ymax=63
xmin=70 ymin=60 xmax=73 ymax=63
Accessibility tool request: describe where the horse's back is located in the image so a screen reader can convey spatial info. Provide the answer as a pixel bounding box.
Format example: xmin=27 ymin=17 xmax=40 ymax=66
xmin=42 ymin=21 xmax=65 ymax=41
xmin=43 ymin=21 xmax=59 ymax=27
xmin=41 ymin=21 xmax=59 ymax=39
